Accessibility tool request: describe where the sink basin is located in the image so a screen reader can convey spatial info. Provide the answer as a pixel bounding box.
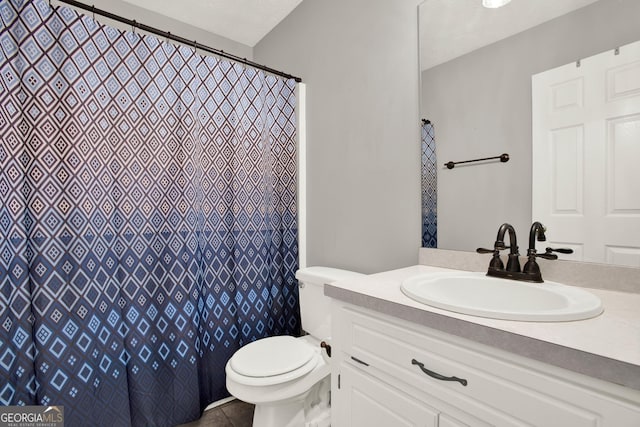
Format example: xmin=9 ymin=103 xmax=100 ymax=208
xmin=401 ymin=272 xmax=603 ymax=322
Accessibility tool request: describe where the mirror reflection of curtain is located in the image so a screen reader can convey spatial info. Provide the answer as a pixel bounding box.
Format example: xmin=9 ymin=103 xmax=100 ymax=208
xmin=421 ymin=120 xmax=437 ymax=248
xmin=0 ymin=1 xmax=299 ymax=425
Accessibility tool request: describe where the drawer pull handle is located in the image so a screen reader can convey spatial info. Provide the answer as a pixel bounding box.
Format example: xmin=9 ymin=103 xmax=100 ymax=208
xmin=351 ymin=356 xmax=370 ymax=366
xmin=411 ymin=359 xmax=468 ymax=387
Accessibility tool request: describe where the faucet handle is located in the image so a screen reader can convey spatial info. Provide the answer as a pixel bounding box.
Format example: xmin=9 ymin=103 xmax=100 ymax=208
xmin=476 ymin=247 xmax=495 ymax=254
xmin=545 ymin=247 xmax=574 ymax=255
xmin=528 ymin=247 xmax=574 ymax=261
xmin=535 ymin=247 xmax=573 ymax=260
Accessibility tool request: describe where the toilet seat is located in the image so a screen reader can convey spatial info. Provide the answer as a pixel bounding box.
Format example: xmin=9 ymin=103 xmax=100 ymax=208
xmin=227 ymin=336 xmax=320 ymax=386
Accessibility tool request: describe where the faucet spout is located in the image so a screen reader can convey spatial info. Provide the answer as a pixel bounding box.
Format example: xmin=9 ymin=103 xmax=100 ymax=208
xmin=527 ymin=222 xmax=547 ymax=256
xmin=523 ymin=222 xmax=548 ymax=282
xmin=495 ymin=223 xmax=520 ymax=272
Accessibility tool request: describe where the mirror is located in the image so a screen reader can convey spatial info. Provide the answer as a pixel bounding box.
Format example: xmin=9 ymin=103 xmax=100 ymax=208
xmin=419 ymin=0 xmax=640 ymax=266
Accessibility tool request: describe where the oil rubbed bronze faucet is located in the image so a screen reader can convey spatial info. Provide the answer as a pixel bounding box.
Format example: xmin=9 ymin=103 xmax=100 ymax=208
xmin=476 ymin=223 xmax=521 ymax=278
xmin=477 ymin=222 xmax=573 ymax=283
xmin=521 ymin=222 xmax=549 ymax=282
xmin=522 ymin=222 xmax=574 ymax=282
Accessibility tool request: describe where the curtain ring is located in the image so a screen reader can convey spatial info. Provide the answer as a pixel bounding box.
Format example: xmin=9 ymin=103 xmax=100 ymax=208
xmin=193 ymin=40 xmax=198 ymax=54
xmin=132 ymin=20 xmax=136 ymax=34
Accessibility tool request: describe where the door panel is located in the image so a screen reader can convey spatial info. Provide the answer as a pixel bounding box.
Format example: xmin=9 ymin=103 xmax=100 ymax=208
xmin=533 ymin=40 xmax=640 ymax=266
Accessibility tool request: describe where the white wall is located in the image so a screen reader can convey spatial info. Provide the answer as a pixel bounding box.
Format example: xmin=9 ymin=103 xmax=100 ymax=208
xmin=254 ymin=0 xmax=423 ymax=273
xmin=422 ymin=0 xmax=640 ymax=252
xmin=61 ymin=0 xmax=423 ymax=274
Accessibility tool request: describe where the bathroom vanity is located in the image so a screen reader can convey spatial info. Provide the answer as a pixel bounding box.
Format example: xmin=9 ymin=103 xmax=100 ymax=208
xmin=326 ymin=262 xmax=640 ymax=426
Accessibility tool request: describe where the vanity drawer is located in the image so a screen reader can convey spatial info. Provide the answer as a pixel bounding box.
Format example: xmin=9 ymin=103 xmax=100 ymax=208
xmin=336 ymin=305 xmax=640 ymax=427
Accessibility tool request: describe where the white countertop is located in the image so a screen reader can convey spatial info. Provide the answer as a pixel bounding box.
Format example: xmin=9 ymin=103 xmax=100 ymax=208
xmin=325 ymin=265 xmax=640 ymax=390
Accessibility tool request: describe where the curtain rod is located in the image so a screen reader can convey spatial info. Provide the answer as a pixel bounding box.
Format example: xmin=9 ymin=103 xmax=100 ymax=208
xmin=53 ymin=0 xmax=303 ymax=83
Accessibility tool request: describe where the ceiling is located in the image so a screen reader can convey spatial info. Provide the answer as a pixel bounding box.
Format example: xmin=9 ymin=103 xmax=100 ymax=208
xmin=420 ymin=0 xmax=600 ymax=70
xmin=121 ymin=0 xmax=599 ymax=69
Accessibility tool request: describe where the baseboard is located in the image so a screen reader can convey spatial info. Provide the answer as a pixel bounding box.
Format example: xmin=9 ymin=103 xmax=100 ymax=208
xmin=205 ymin=396 xmax=236 ymax=411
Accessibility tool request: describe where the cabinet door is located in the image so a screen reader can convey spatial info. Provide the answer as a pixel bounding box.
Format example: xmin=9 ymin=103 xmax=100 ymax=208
xmin=336 ymin=363 xmax=438 ymax=427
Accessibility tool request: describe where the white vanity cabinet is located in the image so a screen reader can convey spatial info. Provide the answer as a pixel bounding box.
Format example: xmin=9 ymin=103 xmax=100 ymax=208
xmin=330 ymin=302 xmax=640 ymax=427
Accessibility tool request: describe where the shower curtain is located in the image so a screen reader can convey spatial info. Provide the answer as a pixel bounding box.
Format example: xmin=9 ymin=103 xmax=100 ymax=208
xmin=0 ymin=1 xmax=299 ymax=425
xmin=421 ymin=120 xmax=437 ymax=248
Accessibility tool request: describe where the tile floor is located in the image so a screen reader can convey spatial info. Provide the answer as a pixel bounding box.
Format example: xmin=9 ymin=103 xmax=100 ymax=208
xmin=177 ymin=400 xmax=254 ymax=427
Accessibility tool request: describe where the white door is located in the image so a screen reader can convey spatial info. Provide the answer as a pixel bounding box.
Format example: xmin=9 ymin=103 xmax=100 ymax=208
xmin=532 ymin=40 xmax=640 ymax=266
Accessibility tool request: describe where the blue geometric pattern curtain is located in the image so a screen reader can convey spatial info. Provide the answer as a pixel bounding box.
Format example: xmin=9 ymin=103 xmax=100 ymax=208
xmin=0 ymin=1 xmax=299 ymax=425
xmin=421 ymin=120 xmax=437 ymax=248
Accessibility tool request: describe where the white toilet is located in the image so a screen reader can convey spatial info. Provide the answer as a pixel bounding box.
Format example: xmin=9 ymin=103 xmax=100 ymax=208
xmin=225 ymin=266 xmax=363 ymax=427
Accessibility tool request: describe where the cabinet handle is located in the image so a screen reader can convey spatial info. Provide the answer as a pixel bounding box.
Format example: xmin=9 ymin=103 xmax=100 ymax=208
xmin=411 ymin=359 xmax=468 ymax=387
xmin=351 ymin=356 xmax=370 ymax=366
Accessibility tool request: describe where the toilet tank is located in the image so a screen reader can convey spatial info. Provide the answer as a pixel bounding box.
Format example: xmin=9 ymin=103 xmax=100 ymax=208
xmin=295 ymin=266 xmax=364 ymax=339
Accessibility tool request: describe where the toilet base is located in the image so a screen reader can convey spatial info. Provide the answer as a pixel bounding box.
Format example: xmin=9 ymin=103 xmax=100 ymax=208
xmin=250 ymin=376 xmax=331 ymax=427
xmin=252 ymin=400 xmax=303 ymax=427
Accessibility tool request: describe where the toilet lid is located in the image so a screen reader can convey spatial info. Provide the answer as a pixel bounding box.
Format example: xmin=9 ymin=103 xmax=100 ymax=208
xmin=230 ymin=335 xmax=316 ymax=378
